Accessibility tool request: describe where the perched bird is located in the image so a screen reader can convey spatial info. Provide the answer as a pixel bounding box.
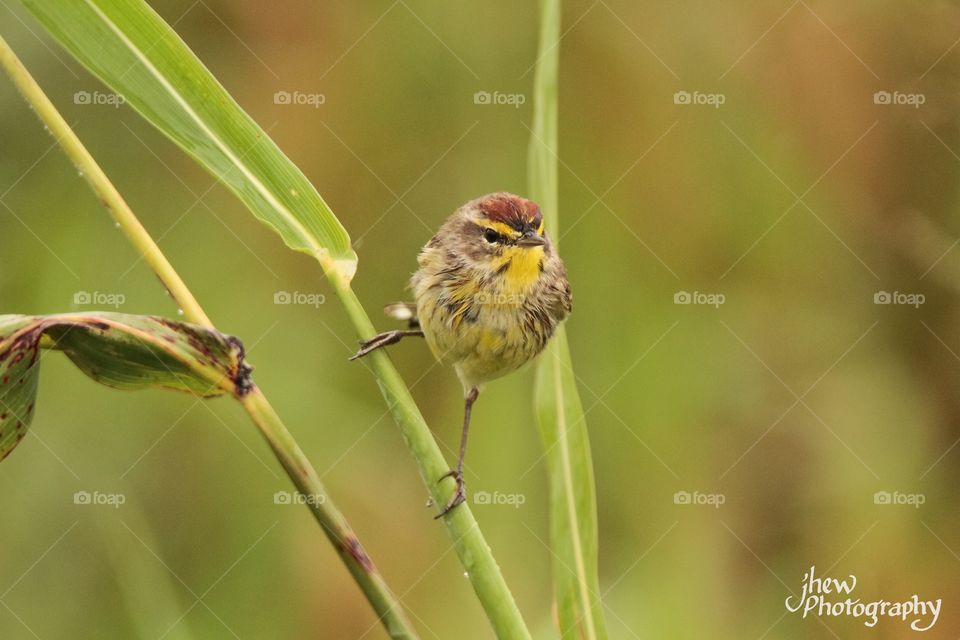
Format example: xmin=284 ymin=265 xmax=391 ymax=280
xmin=352 ymin=192 xmax=572 ymax=516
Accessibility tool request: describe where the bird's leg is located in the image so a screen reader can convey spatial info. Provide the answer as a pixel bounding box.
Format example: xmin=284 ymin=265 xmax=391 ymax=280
xmin=435 ymin=386 xmax=479 ymax=518
xmin=349 ymin=329 xmax=424 ymax=360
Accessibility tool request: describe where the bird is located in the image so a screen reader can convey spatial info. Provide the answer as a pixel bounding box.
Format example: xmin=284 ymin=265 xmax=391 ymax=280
xmin=351 ymin=192 xmax=572 ymax=517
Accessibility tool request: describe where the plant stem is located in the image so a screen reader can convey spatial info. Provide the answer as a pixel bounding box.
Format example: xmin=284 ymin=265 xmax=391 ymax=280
xmin=0 ymin=38 xmax=211 ymax=328
xmin=0 ymin=33 xmax=419 ymax=640
xmin=330 ymin=279 xmax=533 ymax=639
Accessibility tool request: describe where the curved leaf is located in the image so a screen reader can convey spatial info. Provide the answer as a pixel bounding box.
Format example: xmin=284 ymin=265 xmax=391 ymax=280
xmin=20 ymin=0 xmax=358 ymax=282
xmin=0 ymin=312 xmax=249 ymax=461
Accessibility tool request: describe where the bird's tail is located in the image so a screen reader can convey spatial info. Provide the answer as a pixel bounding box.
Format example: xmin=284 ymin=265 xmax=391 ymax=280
xmin=384 ymin=302 xmax=419 ymax=328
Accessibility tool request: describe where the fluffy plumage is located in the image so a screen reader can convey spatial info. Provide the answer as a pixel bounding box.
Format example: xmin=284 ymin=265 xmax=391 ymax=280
xmin=352 ymin=192 xmax=571 ymax=517
xmin=412 ymin=192 xmax=571 ymax=390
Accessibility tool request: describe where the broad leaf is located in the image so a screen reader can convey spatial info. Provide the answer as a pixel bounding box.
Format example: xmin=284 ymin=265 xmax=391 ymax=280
xmin=21 ymin=0 xmax=358 ymax=282
xmin=529 ymin=0 xmax=609 ymax=637
xmin=0 ymin=313 xmax=249 ymax=461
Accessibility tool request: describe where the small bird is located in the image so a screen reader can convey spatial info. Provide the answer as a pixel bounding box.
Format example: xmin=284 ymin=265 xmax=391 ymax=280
xmin=352 ymin=192 xmax=572 ymax=517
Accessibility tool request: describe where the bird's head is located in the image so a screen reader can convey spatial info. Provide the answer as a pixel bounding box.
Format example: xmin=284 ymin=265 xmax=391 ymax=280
xmin=453 ymin=192 xmax=548 ymax=287
xmin=468 ymin=192 xmax=545 ymax=250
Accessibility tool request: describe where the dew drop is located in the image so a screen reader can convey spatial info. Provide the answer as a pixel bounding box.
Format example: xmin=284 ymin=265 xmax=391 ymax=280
xmin=176 ymin=308 xmax=184 ymax=316
xmin=114 ymin=221 xmax=121 ymax=229
xmin=463 ymin=571 xmax=469 ymax=578
xmin=77 ymin=171 xmax=84 ymax=177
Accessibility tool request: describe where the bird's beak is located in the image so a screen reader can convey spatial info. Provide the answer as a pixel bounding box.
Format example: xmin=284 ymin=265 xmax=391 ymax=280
xmin=515 ymin=230 xmax=545 ymax=247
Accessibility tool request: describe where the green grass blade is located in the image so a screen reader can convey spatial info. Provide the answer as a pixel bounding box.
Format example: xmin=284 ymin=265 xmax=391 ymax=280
xmin=20 ymin=0 xmax=357 ymax=282
xmin=0 ymin=312 xmax=248 ymax=461
xmin=12 ymin=7 xmax=529 ymax=633
xmin=534 ymin=333 xmax=607 ymax=639
xmin=528 ymin=0 xmax=609 ymax=637
xmin=0 ymin=35 xmax=421 ymax=637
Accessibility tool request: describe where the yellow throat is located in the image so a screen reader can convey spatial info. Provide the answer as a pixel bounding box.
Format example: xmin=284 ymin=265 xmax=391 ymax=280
xmin=495 ymin=245 xmax=544 ymax=292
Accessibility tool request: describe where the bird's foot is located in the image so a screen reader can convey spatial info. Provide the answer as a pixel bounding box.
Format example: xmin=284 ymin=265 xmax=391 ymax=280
xmin=434 ymin=469 xmax=466 ymax=518
xmin=350 ymin=331 xmax=400 ymax=360
xmin=349 ymin=329 xmax=423 ymax=361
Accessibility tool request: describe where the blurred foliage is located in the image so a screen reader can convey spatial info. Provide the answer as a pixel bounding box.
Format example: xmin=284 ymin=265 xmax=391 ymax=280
xmin=3 ymin=1 xmax=960 ymax=638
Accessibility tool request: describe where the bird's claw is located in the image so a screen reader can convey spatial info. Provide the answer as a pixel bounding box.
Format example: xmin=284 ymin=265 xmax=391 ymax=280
xmin=349 ymin=329 xmax=423 ymax=361
xmin=349 ymin=334 xmax=390 ymax=360
xmin=434 ymin=469 xmax=466 ymax=518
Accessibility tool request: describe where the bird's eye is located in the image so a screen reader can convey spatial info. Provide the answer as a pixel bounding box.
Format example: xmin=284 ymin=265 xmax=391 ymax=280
xmin=482 ymin=228 xmax=500 ymax=244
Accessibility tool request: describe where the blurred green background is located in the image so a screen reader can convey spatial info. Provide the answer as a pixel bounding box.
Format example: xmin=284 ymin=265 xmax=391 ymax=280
xmin=3 ymin=1 xmax=960 ymax=638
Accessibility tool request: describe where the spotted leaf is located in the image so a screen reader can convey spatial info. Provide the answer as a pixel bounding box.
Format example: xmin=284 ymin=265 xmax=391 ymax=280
xmin=0 ymin=313 xmax=251 ymax=461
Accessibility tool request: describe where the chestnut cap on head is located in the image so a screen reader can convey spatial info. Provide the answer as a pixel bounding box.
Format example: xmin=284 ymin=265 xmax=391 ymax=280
xmin=470 ymin=192 xmax=546 ymax=247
